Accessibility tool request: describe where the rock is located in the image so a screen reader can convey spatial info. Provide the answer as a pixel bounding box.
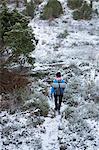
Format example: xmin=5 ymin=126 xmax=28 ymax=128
xmin=58 ymin=124 xmax=63 ymax=130
xmin=73 ymin=138 xmax=76 ymax=141
xmin=0 ymin=117 xmax=8 ymax=125
xmin=40 ymin=126 xmax=46 ymax=133
xmin=87 ymin=135 xmax=94 ymax=141
xmin=3 ymin=140 xmax=10 ymax=146
xmin=18 ymin=141 xmax=22 ymax=145
xmin=60 ymin=144 xmax=67 ymax=150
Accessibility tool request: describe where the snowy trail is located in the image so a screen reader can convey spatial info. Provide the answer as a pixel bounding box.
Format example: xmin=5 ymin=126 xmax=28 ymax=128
xmin=29 ymin=1 xmax=99 ymax=149
xmin=41 ymin=116 xmax=60 ymax=150
xmin=40 ymin=99 xmax=60 ymax=150
xmin=40 ymin=99 xmax=67 ymax=150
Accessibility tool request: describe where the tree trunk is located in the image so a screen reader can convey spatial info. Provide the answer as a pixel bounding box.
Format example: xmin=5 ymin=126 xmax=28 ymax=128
xmin=24 ymin=0 xmax=27 ymax=6
xmin=90 ymin=0 xmax=93 ymax=8
xmin=16 ymin=0 xmax=19 ymax=7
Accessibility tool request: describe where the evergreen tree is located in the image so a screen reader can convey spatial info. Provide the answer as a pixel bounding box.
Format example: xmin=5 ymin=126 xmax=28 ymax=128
xmin=26 ymin=0 xmax=35 ymax=18
xmin=41 ymin=0 xmax=63 ymax=20
xmin=4 ymin=23 xmax=36 ymax=65
xmin=67 ymin=0 xmax=83 ymax=10
xmin=0 ymin=3 xmax=38 ymax=68
xmin=73 ymin=1 xmax=92 ymax=20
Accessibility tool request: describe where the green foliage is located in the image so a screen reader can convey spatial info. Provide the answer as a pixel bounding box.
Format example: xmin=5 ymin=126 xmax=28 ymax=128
xmin=27 ymin=56 xmax=35 ymax=65
xmin=24 ymin=97 xmax=49 ymax=117
xmin=0 ymin=4 xmax=9 ymax=43
xmin=0 ymin=7 xmax=29 ymax=44
xmin=73 ymin=2 xmax=92 ymax=20
xmin=67 ymin=0 xmax=83 ymax=10
xmin=4 ymin=23 xmax=35 ymax=56
xmin=34 ymin=99 xmax=49 ymax=116
xmin=41 ymin=0 xmax=63 ymax=19
xmin=57 ymin=30 xmax=69 ymax=38
xmin=34 ymin=0 xmax=43 ymax=5
xmin=0 ymin=3 xmax=38 ymax=67
xmin=67 ymin=0 xmax=93 ymax=20
xmin=11 ymin=9 xmax=29 ymax=28
xmin=64 ymin=107 xmax=74 ymax=119
xmin=26 ymin=0 xmax=35 ymax=18
xmin=0 ymin=21 xmax=3 ymax=50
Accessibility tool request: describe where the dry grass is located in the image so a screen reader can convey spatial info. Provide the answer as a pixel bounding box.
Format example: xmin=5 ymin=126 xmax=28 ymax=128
xmin=0 ymin=68 xmax=30 ymax=94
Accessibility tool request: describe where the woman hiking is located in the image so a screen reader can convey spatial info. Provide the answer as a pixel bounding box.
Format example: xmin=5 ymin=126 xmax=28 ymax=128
xmin=50 ymin=72 xmax=66 ymax=114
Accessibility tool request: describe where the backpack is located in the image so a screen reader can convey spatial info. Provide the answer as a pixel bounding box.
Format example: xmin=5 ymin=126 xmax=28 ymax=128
xmin=52 ymin=80 xmax=66 ymax=96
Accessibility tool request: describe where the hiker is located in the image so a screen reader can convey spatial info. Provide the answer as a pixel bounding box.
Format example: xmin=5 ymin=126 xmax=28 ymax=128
xmin=50 ymin=72 xmax=66 ymax=114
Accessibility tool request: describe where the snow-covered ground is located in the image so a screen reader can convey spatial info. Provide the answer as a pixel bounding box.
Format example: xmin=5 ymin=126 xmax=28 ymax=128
xmin=29 ymin=0 xmax=99 ymax=68
xmin=29 ymin=0 xmax=99 ymax=149
xmin=0 ymin=0 xmax=99 ymax=150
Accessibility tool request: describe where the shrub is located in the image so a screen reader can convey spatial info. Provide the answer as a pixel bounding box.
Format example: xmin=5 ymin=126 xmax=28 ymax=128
xmin=36 ymin=99 xmax=49 ymax=117
xmin=34 ymin=0 xmax=43 ymax=5
xmin=26 ymin=1 xmax=35 ymax=18
xmin=57 ymin=30 xmax=69 ymax=38
xmin=41 ymin=0 xmax=63 ymax=19
xmin=73 ymin=1 xmax=92 ymax=20
xmin=64 ymin=107 xmax=74 ymax=119
xmin=24 ymin=93 xmax=49 ymax=117
xmin=67 ymin=0 xmax=83 ymax=10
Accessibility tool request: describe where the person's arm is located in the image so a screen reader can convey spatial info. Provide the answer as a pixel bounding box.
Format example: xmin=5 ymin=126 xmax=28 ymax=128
xmin=61 ymin=79 xmax=66 ymax=92
xmin=62 ymin=79 xmax=65 ymax=83
xmin=50 ymin=80 xmax=56 ymax=98
xmin=51 ymin=86 xmax=54 ymax=95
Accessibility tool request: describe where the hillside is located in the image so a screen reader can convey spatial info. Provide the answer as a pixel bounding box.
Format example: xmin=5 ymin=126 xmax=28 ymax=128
xmin=0 ymin=0 xmax=99 ymax=150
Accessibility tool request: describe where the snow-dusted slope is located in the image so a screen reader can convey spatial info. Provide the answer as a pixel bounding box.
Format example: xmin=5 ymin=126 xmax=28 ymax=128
xmin=29 ymin=0 xmax=99 ymax=149
xmin=29 ymin=0 xmax=99 ymax=68
xmin=0 ymin=0 xmax=99 ymax=150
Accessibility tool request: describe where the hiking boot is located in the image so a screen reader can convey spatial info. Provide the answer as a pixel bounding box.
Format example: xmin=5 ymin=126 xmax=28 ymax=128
xmin=54 ymin=106 xmax=57 ymax=111
xmin=54 ymin=107 xmax=57 ymax=111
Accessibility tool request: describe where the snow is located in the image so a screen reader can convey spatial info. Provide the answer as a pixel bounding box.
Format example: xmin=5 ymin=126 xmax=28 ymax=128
xmin=29 ymin=0 xmax=99 ymax=149
xmin=0 ymin=0 xmax=99 ymax=150
xmin=27 ymin=0 xmax=31 ymax=3
xmin=95 ymin=74 xmax=99 ymax=88
xmin=40 ymin=99 xmax=68 ymax=150
xmin=29 ymin=10 xmax=99 ymax=66
xmin=41 ymin=117 xmax=60 ymax=150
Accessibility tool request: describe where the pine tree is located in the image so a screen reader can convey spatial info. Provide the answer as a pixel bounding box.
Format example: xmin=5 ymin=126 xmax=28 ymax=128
xmin=0 ymin=3 xmax=38 ymax=68
xmin=26 ymin=0 xmax=35 ymax=18
xmin=4 ymin=23 xmax=36 ymax=65
xmin=41 ymin=0 xmax=63 ymax=20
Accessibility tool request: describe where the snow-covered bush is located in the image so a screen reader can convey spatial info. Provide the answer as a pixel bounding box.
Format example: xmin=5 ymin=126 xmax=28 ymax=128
xmin=64 ymin=106 xmax=75 ymax=119
xmin=57 ymin=30 xmax=69 ymax=39
xmin=34 ymin=0 xmax=43 ymax=5
xmin=25 ymin=0 xmax=35 ymax=18
xmin=32 ymin=98 xmax=49 ymax=116
xmin=41 ymin=0 xmax=63 ymax=19
xmin=67 ymin=76 xmax=81 ymax=93
xmin=24 ymin=93 xmax=49 ymax=117
xmin=67 ymin=0 xmax=83 ymax=10
xmin=73 ymin=1 xmax=92 ymax=20
xmin=72 ymin=103 xmax=99 ymax=120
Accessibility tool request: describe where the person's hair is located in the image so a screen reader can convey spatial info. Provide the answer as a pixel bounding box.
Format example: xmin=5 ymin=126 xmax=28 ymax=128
xmin=56 ymin=72 xmax=61 ymax=77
